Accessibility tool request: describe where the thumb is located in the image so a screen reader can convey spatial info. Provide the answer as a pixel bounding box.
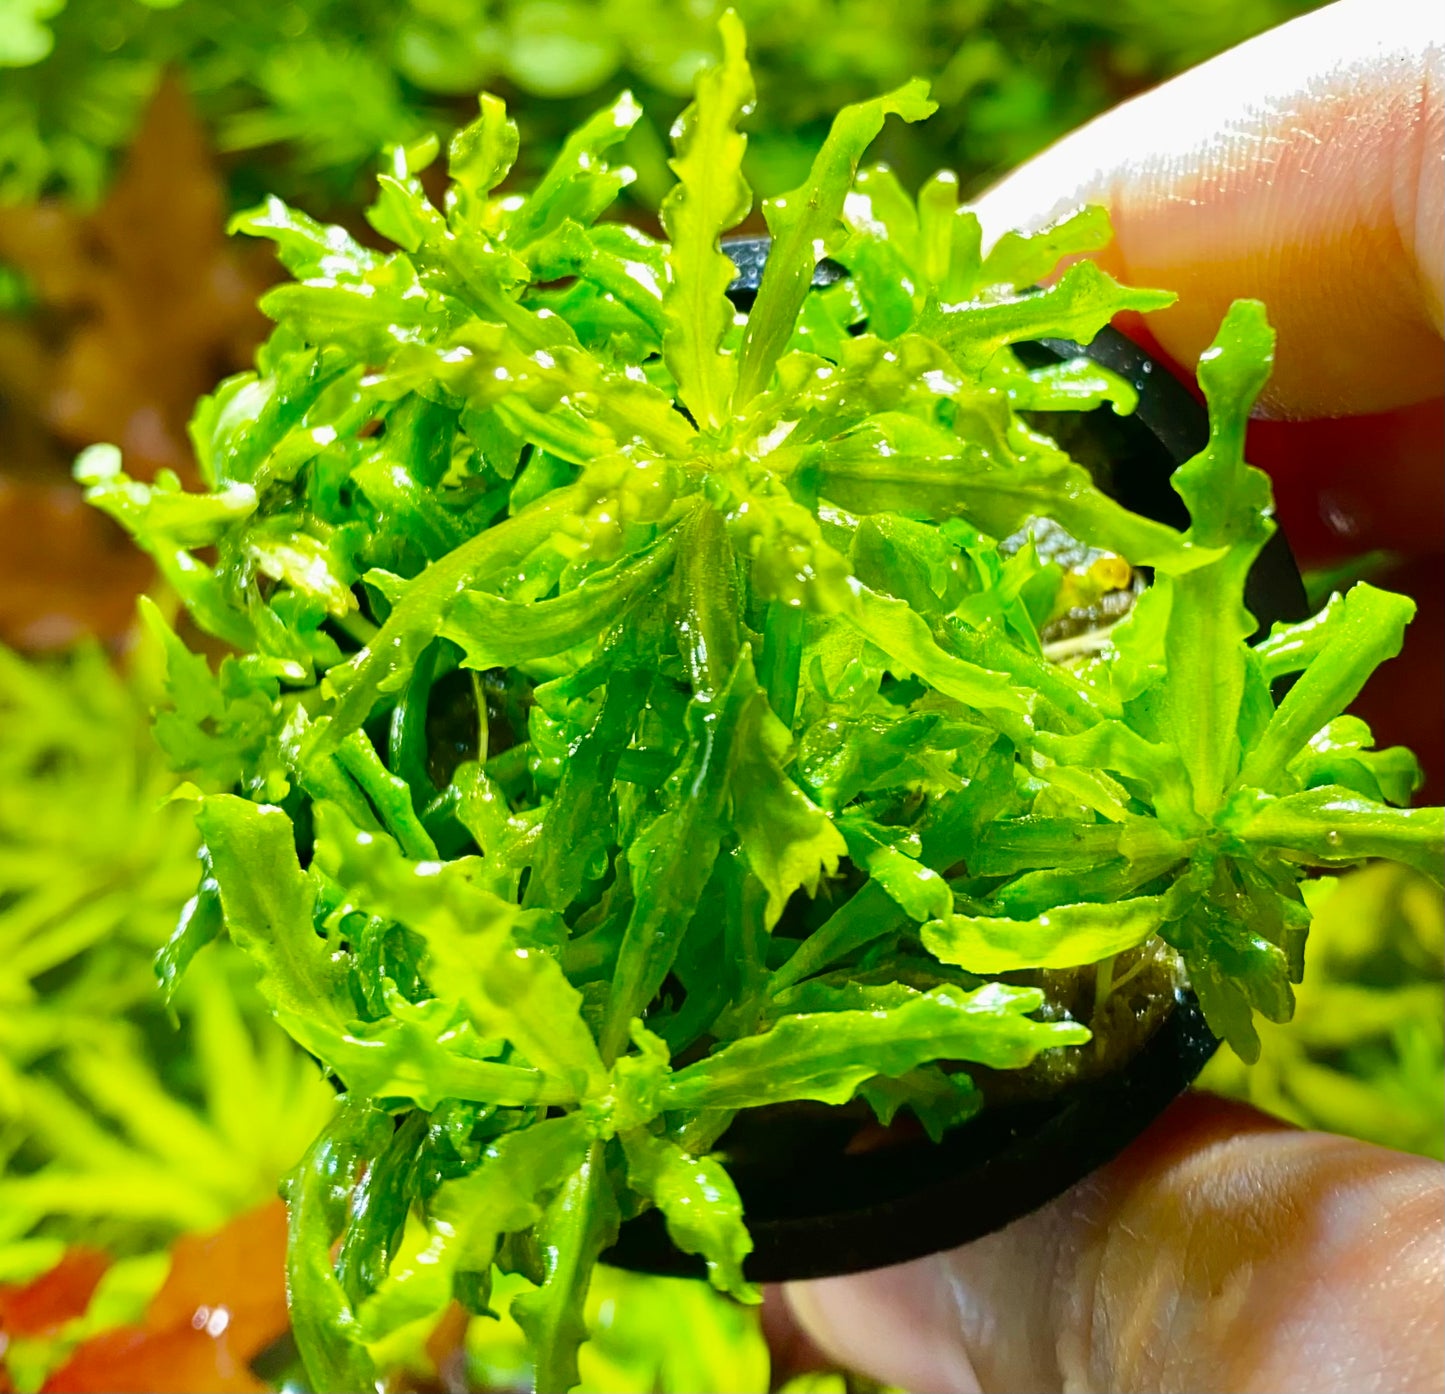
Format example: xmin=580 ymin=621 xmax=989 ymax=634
xmin=970 ymin=0 xmax=1443 ymax=422
xmin=785 ymin=1095 xmax=1445 ymax=1394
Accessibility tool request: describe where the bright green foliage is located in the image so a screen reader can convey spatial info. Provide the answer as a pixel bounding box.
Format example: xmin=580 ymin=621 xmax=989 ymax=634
xmin=0 ymin=1 xmax=65 ymax=68
xmin=462 ymin=1262 xmax=897 ymax=1394
xmin=660 ymin=8 xmax=754 ymax=431
xmin=0 ymin=640 xmax=334 ymax=1303
xmin=79 ymin=23 xmax=1440 ymax=1391
xmin=2 ymin=0 xmax=1323 ymax=206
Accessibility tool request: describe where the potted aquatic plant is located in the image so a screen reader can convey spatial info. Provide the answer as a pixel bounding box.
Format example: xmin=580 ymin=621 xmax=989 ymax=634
xmin=79 ymin=15 xmax=1442 ymax=1391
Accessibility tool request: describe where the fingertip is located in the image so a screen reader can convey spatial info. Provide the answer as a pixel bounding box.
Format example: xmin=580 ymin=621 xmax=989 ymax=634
xmin=970 ymin=0 xmax=1445 ymax=420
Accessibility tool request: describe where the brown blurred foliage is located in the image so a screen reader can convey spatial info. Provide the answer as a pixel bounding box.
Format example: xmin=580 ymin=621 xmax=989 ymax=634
xmin=0 ymin=74 xmax=274 ymax=650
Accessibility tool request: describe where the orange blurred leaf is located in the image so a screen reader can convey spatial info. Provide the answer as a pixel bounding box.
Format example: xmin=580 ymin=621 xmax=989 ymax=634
xmin=42 ymin=1200 xmax=290 ymax=1394
xmin=0 ymin=1250 xmax=111 ymax=1342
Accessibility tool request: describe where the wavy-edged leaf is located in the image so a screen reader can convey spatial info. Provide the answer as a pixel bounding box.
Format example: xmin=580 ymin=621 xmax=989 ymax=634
xmin=511 ymin=1140 xmax=620 ymax=1394
xmin=731 ymin=677 xmax=846 ymax=928
xmin=294 ymin=993 xmax=575 ymax=1111
xmin=734 ymin=79 xmax=936 ymax=405
xmin=1238 ymin=583 xmax=1414 ymax=793
xmin=923 ymin=260 xmax=1173 ymax=369
xmin=1232 ymin=787 xmax=1444 ymax=886
xmin=660 ymin=10 xmax=754 ymax=429
xmin=507 ymin=91 xmax=642 ymax=249
xmin=838 ymin=816 xmax=952 ymax=923
xmin=443 ymin=532 xmax=676 ymax=672
xmin=448 ymin=92 xmax=520 ymax=212
xmin=600 ymin=657 xmax=753 ymax=1060
xmin=1252 ymin=590 xmax=1344 ymax=682
xmin=358 ymin=1112 xmax=596 ymax=1342
xmin=198 ymin=795 xmax=351 ymax=1037
xmin=923 ymin=895 xmax=1167 ymax=973
xmin=845 ymin=579 xmax=1026 ymax=715
xmin=1155 ymin=299 xmax=1276 ymax=814
xmin=314 ymin=805 xmax=606 ymax=1093
xmin=813 ymin=419 xmax=1197 ymax=571
xmin=1288 ymin=716 xmax=1422 ymax=808
xmin=284 ymin=1100 xmax=392 ymax=1394
xmin=857 ymin=1063 xmax=981 ymax=1142
xmin=310 ymin=484 xmax=585 ymax=756
xmin=76 ymin=444 xmax=256 ymax=548
xmin=661 ymin=983 xmax=1088 ymax=1110
xmin=979 ymin=205 xmax=1114 ymax=291
xmin=620 ymin=1129 xmax=757 ymax=1303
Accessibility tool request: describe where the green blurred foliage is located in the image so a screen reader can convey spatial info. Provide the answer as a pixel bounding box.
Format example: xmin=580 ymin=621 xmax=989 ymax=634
xmin=0 ymin=638 xmax=334 ymax=1288
xmin=456 ymin=1263 xmax=892 ymax=1393
xmin=1200 ymin=863 xmax=1445 ymax=1160
xmin=1 ymin=0 xmax=1322 ymax=208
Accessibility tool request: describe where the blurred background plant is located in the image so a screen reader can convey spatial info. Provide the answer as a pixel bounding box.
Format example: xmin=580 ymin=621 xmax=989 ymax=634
xmin=0 ymin=635 xmax=335 ymax=1391
xmin=1199 ymin=864 xmax=1445 ymax=1162
xmin=0 ymin=640 xmax=331 ymax=1275
xmin=1 ymin=0 xmax=1320 ymax=209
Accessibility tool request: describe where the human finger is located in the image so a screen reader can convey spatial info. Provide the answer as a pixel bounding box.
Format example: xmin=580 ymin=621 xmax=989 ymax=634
xmin=971 ymin=0 xmax=1444 ymax=421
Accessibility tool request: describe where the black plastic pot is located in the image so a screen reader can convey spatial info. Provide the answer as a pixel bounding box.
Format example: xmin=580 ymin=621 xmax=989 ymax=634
xmin=601 ymin=237 xmax=1310 ymax=1284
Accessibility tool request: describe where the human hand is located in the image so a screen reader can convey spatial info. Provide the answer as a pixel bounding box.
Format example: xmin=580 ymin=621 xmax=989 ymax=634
xmin=785 ymin=4 xmax=1445 ymax=1390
